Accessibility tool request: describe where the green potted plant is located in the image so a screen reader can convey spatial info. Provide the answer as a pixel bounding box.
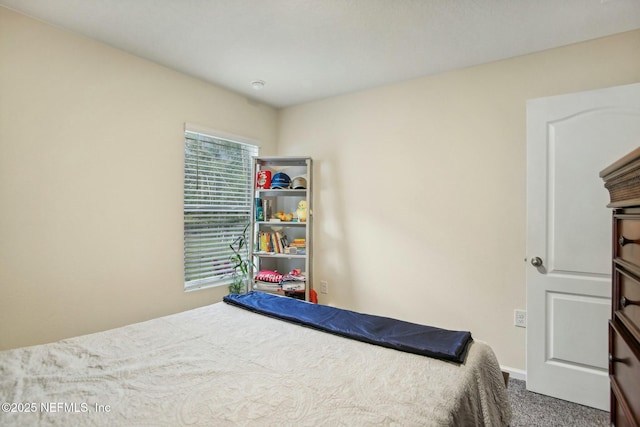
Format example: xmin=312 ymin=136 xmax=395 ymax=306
xmin=228 ymin=223 xmax=253 ymax=294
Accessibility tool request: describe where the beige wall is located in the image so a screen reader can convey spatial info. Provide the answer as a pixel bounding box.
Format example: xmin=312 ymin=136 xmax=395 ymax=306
xmin=0 ymin=7 xmax=278 ymax=350
xmin=277 ymin=29 xmax=640 ymax=371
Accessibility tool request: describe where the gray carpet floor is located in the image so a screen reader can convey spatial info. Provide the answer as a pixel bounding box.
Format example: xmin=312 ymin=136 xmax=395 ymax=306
xmin=508 ymin=378 xmax=609 ymax=426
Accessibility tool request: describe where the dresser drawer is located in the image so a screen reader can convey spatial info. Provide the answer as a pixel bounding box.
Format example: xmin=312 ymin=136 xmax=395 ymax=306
xmin=612 ymin=393 xmax=634 ymax=427
xmin=610 ymin=321 xmax=640 ymax=425
xmin=616 ymin=217 xmax=640 ymax=269
xmin=616 ymin=269 xmax=640 ymax=342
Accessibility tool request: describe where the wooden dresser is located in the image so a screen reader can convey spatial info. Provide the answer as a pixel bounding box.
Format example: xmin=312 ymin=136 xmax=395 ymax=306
xmin=601 ymin=147 xmax=640 ymax=427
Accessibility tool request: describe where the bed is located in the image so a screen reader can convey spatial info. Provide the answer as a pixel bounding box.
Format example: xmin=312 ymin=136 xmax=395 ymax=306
xmin=0 ymin=292 xmax=511 ymax=426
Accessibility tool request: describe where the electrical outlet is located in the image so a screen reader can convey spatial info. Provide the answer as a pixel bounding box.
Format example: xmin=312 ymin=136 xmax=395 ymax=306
xmin=320 ymin=280 xmax=328 ymax=294
xmin=514 ymin=309 xmax=526 ymax=328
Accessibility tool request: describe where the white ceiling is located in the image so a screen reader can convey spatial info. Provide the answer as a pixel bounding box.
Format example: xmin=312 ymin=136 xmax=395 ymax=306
xmin=2 ymin=0 xmax=640 ymax=108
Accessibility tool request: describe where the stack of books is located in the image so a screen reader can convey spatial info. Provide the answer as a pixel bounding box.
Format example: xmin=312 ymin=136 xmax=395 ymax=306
xmin=257 ymin=231 xmax=288 ymax=253
xmin=285 ymin=238 xmax=306 ymax=255
xmin=290 ymin=238 xmax=306 ymax=248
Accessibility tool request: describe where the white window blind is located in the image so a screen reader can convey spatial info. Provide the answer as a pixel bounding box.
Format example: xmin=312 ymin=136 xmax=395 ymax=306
xmin=184 ymin=129 xmax=258 ymax=291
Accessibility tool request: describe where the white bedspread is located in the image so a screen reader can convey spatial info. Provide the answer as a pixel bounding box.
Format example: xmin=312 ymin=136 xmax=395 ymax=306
xmin=0 ymin=301 xmax=511 ymax=426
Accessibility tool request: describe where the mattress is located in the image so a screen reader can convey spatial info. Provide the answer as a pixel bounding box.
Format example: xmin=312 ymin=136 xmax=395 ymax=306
xmin=0 ymin=300 xmax=512 ymax=426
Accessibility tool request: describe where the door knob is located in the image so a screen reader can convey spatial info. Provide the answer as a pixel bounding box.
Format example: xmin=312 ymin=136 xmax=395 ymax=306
xmin=531 ymin=257 xmax=543 ymax=267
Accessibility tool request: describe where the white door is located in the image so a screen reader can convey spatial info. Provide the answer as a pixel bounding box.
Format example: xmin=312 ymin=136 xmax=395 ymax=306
xmin=526 ymin=82 xmax=640 ymax=410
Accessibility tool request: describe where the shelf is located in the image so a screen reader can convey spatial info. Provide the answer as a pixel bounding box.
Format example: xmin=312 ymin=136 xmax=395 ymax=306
xmin=250 ymin=156 xmax=312 ymax=302
xmin=256 ymin=221 xmax=307 ymax=226
xmin=256 ymin=189 xmax=306 ymax=197
xmin=255 ymin=157 xmax=310 ymax=167
xmin=253 ymin=252 xmax=306 ymax=259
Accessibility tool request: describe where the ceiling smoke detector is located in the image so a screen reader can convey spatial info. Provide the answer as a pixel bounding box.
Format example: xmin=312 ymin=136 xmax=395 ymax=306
xmin=251 ymin=80 xmax=265 ymax=90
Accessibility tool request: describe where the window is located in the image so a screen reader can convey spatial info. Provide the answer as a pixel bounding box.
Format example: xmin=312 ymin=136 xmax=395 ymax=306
xmin=183 ymin=127 xmax=258 ymax=291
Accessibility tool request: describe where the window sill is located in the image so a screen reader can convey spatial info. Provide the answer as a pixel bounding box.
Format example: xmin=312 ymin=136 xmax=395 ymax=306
xmin=184 ymin=279 xmax=232 ymax=293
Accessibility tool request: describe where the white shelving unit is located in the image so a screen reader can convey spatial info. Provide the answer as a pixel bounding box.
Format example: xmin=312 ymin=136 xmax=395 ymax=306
xmin=249 ymin=156 xmax=313 ymax=301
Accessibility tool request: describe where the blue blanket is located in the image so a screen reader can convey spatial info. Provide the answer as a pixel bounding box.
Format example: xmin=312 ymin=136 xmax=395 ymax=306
xmin=223 ymin=292 xmax=472 ymax=363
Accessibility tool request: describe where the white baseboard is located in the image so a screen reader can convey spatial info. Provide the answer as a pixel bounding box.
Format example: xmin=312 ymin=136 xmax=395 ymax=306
xmin=500 ymin=366 xmax=526 ymax=381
